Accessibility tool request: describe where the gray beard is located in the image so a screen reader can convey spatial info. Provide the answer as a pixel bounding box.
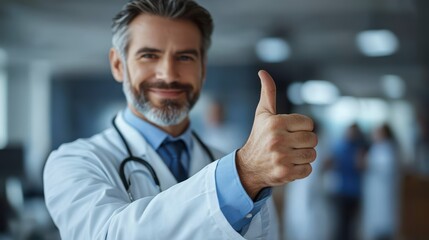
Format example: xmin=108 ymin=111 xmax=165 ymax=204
xmin=122 ymin=78 xmax=191 ymax=127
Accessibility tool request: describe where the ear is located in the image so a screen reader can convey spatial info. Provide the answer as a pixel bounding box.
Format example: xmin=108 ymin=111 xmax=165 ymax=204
xmin=109 ymin=48 xmax=124 ymax=83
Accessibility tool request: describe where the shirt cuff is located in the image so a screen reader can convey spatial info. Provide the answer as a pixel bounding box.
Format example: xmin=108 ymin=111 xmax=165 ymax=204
xmin=215 ymin=150 xmax=272 ymax=232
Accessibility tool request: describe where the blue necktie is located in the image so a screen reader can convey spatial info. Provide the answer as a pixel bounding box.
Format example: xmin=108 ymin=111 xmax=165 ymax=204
xmin=158 ymin=140 xmax=188 ymax=182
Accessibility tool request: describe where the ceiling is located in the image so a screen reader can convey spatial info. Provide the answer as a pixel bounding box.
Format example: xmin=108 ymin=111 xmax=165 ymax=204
xmin=0 ymin=0 xmax=428 ymax=99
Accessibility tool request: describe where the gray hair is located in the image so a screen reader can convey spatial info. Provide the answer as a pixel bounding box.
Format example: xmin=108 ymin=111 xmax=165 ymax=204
xmin=112 ymin=0 xmax=213 ymax=61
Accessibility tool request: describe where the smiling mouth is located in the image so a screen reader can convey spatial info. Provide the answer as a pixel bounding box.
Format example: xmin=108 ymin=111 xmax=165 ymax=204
xmin=149 ymin=88 xmax=185 ymax=98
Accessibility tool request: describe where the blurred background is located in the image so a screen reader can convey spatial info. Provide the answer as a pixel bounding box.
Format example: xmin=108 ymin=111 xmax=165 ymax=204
xmin=1 ymin=0 xmax=428 ymax=239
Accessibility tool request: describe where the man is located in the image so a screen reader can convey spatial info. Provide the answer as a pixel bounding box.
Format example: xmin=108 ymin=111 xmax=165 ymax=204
xmin=43 ymin=0 xmax=317 ymax=239
xmin=330 ymin=123 xmax=367 ymax=240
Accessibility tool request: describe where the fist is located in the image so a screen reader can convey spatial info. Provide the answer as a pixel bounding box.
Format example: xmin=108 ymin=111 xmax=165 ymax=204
xmin=237 ymin=70 xmax=318 ymax=199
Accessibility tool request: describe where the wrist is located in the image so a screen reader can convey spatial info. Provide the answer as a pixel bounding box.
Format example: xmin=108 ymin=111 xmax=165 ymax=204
xmin=236 ymin=148 xmax=264 ymax=199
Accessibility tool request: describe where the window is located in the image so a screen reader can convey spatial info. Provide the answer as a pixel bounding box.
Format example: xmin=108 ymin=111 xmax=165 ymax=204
xmin=0 ymin=48 xmax=7 ymax=148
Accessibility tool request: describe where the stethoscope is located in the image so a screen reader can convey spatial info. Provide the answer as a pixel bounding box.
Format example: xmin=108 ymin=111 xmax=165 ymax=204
xmin=112 ymin=117 xmax=216 ymax=201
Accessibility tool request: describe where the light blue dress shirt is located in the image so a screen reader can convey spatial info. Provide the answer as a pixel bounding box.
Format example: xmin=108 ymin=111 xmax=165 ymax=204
xmin=123 ymin=108 xmax=271 ymax=233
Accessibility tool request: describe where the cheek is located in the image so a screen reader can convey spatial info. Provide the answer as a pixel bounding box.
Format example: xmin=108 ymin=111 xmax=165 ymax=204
xmin=186 ymin=65 xmax=204 ymax=88
xmin=127 ymin=63 xmax=153 ymax=87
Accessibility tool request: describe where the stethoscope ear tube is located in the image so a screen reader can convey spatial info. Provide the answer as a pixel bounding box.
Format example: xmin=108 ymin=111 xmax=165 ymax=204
xmin=112 ymin=117 xmax=133 ymax=157
xmin=191 ymin=130 xmax=216 ymax=163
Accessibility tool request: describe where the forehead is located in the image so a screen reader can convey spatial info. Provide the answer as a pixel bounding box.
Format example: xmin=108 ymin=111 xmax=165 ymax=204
xmin=127 ymin=14 xmax=202 ymax=53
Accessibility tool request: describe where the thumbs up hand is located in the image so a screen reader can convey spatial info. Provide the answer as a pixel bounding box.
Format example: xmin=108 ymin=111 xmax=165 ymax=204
xmin=236 ymin=70 xmax=318 ymax=199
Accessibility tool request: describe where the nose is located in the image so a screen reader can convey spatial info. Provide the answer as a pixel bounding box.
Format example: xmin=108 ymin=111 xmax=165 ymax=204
xmin=156 ymin=57 xmax=179 ymax=83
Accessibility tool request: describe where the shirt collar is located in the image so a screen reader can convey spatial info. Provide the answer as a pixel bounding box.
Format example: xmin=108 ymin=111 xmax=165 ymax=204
xmin=123 ymin=108 xmax=193 ymax=151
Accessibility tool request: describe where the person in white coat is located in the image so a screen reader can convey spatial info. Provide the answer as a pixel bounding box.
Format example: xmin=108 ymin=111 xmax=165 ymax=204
xmin=362 ymin=124 xmax=401 ymax=240
xmin=43 ymin=0 xmax=318 ymax=239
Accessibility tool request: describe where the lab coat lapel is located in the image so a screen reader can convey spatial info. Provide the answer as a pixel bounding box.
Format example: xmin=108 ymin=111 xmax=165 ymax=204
xmin=114 ymin=113 xmax=177 ymax=192
xmin=115 ymin=112 xmax=215 ymax=191
xmin=189 ymin=135 xmax=212 ymax=176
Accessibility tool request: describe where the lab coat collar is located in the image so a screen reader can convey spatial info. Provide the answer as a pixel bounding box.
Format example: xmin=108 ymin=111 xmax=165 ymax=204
xmin=113 ymin=111 xmax=211 ymax=191
xmin=114 ymin=111 xmax=177 ymax=189
xmin=122 ymin=107 xmax=193 ymax=155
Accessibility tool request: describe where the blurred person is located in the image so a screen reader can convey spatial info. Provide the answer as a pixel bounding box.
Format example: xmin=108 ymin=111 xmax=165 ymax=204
xmin=201 ymin=99 xmax=246 ymax=153
xmin=328 ymin=123 xmax=367 ymax=240
xmin=362 ymin=124 xmax=401 ymax=240
xmin=0 ymin=196 xmax=12 ymax=233
xmin=43 ymin=0 xmax=318 ymax=239
xmin=0 ymin=193 xmax=21 ymax=239
xmin=284 ymin=121 xmax=333 ymax=240
xmin=415 ymin=109 xmax=429 ymax=175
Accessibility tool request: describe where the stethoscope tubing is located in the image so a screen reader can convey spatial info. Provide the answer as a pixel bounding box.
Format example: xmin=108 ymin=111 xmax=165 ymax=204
xmin=112 ymin=116 xmax=215 ymax=200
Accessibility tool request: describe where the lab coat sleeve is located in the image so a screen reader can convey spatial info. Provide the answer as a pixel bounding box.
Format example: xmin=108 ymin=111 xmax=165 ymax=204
xmin=44 ymin=140 xmax=274 ymax=240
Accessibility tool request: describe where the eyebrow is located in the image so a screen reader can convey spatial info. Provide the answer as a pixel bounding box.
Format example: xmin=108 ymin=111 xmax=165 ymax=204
xmin=176 ymin=49 xmax=199 ymax=57
xmin=135 ymin=47 xmax=162 ymax=56
xmin=134 ymin=47 xmax=200 ymax=57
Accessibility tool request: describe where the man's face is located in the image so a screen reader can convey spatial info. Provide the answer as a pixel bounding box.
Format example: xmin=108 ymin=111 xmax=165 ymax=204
xmin=120 ymin=14 xmax=205 ymax=126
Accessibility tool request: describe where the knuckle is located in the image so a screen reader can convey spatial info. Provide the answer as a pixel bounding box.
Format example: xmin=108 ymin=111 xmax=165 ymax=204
xmin=288 ymin=114 xmax=301 ymax=124
xmin=273 ymin=166 xmax=289 ymax=182
xmin=268 ymin=133 xmax=286 ymax=151
xmin=291 ymin=114 xmax=314 ymax=131
xmin=275 ymin=169 xmax=285 ymax=181
xmin=268 ymin=117 xmax=284 ymax=131
xmin=304 ymin=132 xmax=313 ymax=143
xmin=300 ymin=132 xmax=317 ymax=147
xmin=271 ymin=151 xmax=283 ymax=165
xmin=296 ymin=132 xmax=313 ymax=146
xmin=300 ymin=149 xmax=315 ymax=161
xmin=301 ymin=115 xmax=314 ymax=130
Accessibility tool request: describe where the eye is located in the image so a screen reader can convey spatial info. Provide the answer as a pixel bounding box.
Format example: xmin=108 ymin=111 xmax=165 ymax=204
xmin=177 ymin=55 xmax=194 ymax=61
xmin=141 ymin=53 xmax=158 ymax=59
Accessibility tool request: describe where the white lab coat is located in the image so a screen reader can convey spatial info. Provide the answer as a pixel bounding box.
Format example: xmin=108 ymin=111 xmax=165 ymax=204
xmin=44 ymin=112 xmax=279 ymax=240
xmin=362 ymin=140 xmax=400 ymax=240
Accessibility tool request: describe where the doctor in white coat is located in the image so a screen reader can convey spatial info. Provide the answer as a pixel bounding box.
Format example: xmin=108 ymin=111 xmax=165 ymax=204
xmin=43 ymin=0 xmax=318 ymax=239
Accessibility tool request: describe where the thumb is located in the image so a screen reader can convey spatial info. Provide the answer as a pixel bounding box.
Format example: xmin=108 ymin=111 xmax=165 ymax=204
xmin=256 ymin=70 xmax=277 ymax=115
